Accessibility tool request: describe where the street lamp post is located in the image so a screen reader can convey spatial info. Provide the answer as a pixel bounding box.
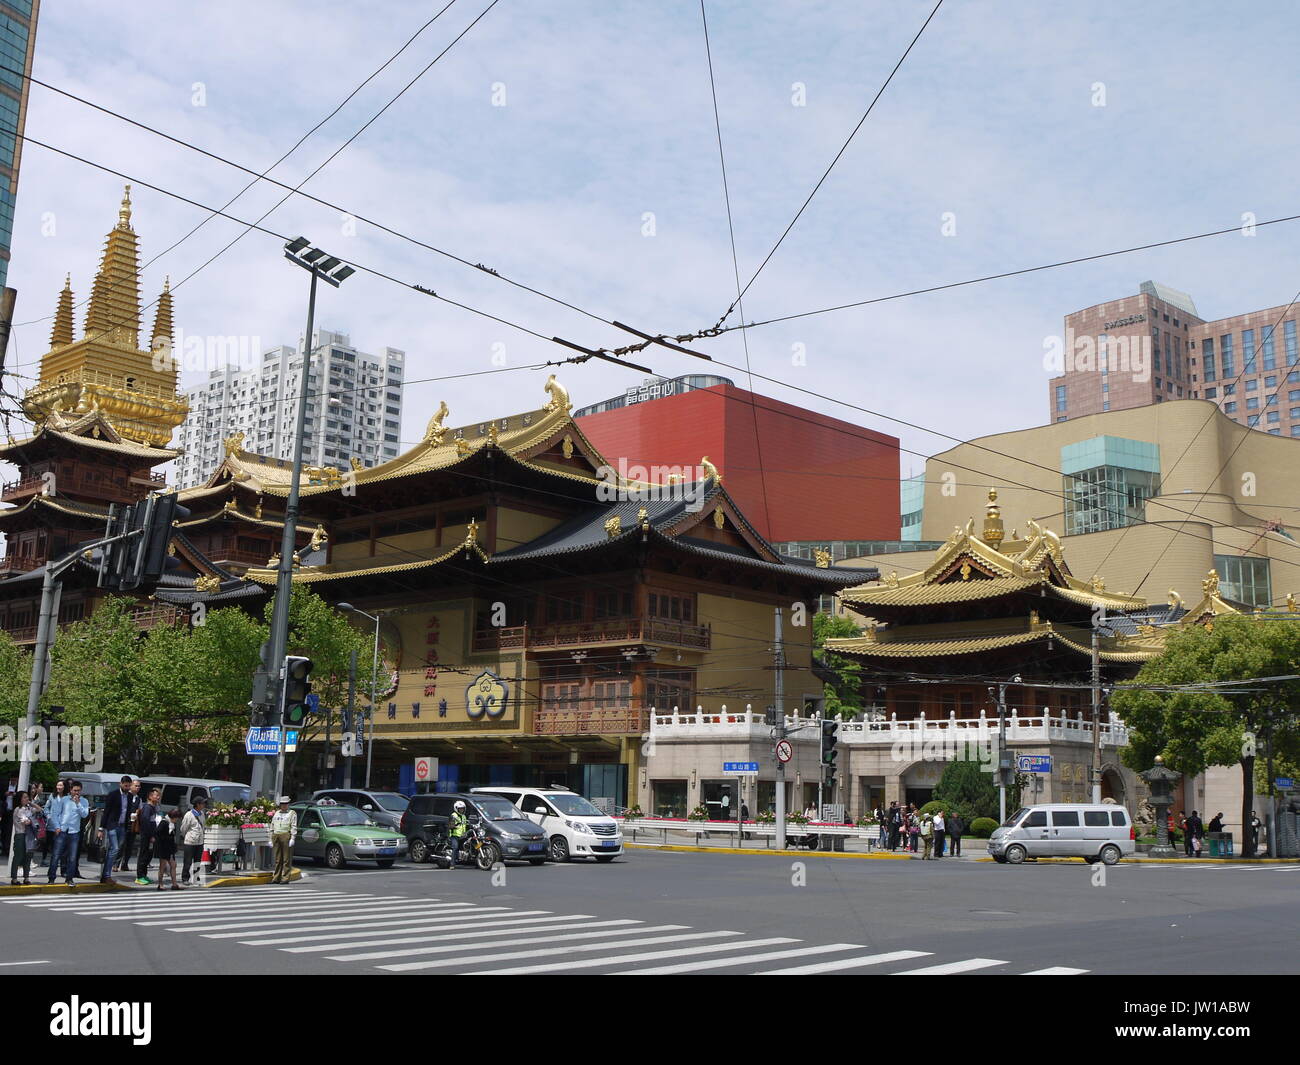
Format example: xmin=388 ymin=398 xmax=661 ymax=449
xmin=339 ymin=603 xmax=381 ymax=789
xmin=251 ymin=238 xmax=354 ymax=800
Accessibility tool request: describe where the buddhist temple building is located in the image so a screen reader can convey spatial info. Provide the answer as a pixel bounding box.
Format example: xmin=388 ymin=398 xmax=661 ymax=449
xmin=160 ymin=374 xmax=864 ymax=804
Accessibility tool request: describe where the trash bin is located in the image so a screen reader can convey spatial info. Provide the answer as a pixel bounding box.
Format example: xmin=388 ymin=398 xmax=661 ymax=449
xmin=1220 ymin=832 xmax=1233 ymax=858
xmin=1206 ymin=832 xmax=1222 ymax=857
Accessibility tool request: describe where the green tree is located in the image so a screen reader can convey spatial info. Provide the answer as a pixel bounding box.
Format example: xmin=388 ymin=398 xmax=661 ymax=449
xmin=813 ymin=612 xmax=864 ymax=719
xmin=933 ymin=758 xmax=1001 ymax=822
xmin=1111 ymin=615 xmax=1300 ymax=858
xmin=0 ymin=631 xmax=31 ymax=726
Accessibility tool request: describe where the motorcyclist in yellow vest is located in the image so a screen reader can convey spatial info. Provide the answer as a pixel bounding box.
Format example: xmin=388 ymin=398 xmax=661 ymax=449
xmin=447 ymin=801 xmax=469 ymax=869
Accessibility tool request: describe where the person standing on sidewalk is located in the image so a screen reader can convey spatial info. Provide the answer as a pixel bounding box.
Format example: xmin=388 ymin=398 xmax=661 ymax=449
xmin=135 ymin=788 xmax=161 ymax=885
xmin=269 ymin=797 xmax=297 ymax=884
xmin=920 ymin=815 xmax=934 ymax=859
xmin=9 ymin=792 xmax=35 ymax=885
xmin=97 ymin=775 xmax=134 ymax=883
xmin=887 ymin=802 xmax=901 ymax=850
xmin=36 ymin=780 xmax=63 ymax=868
xmin=179 ymin=797 xmax=207 ymax=884
xmin=47 ymin=781 xmax=88 ymax=887
xmin=153 ymin=809 xmax=182 ymax=891
xmin=948 ymin=812 xmax=965 ymax=856
xmin=117 ymin=779 xmax=142 ymax=873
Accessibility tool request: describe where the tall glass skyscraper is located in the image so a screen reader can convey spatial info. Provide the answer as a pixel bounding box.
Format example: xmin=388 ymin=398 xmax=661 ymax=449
xmin=0 ymin=0 xmax=39 ymax=350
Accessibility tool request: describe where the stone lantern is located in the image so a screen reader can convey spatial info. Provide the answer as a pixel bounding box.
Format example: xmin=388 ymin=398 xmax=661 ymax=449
xmin=1139 ymin=755 xmax=1182 ymax=859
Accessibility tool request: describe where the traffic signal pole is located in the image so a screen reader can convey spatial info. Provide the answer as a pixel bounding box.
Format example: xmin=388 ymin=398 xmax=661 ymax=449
xmin=774 ymin=607 xmax=786 ymax=851
xmin=253 ymin=267 xmax=318 ymax=800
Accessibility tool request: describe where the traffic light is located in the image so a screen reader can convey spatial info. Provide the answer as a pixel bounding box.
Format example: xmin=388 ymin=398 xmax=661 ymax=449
xmin=283 ymin=656 xmax=314 ymax=726
xmin=821 ymin=717 xmax=839 ymax=789
xmin=99 ymin=492 xmax=190 ymax=591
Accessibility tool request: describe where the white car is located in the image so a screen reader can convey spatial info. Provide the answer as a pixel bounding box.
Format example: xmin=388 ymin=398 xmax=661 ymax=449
xmin=471 ymin=786 xmax=623 ymax=862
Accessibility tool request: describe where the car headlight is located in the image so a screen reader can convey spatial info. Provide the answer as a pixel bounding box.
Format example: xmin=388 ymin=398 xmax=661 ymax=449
xmin=498 ymin=830 xmax=519 ymax=840
xmin=566 ymin=820 xmax=592 ymax=834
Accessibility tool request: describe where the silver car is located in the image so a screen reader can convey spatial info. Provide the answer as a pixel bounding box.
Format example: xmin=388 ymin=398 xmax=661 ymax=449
xmin=988 ymin=804 xmax=1135 ymax=865
xmin=311 ymin=788 xmax=410 ymax=832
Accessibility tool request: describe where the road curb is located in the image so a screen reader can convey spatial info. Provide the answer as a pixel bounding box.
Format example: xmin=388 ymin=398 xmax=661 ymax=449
xmin=0 ymin=868 xmax=304 ymax=895
xmin=624 ymin=842 xmax=914 ymax=860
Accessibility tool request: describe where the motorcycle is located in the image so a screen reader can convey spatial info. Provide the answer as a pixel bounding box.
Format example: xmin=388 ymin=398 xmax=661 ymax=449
xmin=438 ymin=820 xmax=501 ymax=871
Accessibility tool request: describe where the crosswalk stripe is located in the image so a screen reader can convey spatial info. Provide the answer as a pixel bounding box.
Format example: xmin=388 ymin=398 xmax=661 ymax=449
xmin=278 ymin=918 xmax=636 ymax=954
xmin=381 ymin=931 xmax=751 ymax=973
xmin=328 ymin=924 xmax=687 ymax=963
xmin=13 ymin=889 xmax=348 ymax=909
xmin=1023 ymin=966 xmax=1089 ymax=975
xmin=619 ymin=943 xmax=867 ymax=975
xmin=895 ymin=958 xmax=1007 ymax=975
xmin=144 ymin=901 xmax=471 ymax=930
xmin=757 ymin=950 xmax=932 ymax=975
xmin=11 ymin=889 xmax=345 ymax=910
xmin=203 ymin=906 xmax=528 ymax=940
xmin=243 ymin=911 xmax=580 ymax=947
xmin=468 ymin=937 xmax=798 ymax=976
xmin=112 ymin=898 xmax=427 ymax=923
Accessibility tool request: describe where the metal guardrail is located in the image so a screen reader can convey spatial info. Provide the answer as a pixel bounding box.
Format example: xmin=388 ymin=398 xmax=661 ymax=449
xmin=618 ymin=817 xmax=881 ymax=848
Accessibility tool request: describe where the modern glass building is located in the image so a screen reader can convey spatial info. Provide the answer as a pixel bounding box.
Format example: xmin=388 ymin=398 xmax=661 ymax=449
xmin=0 ymin=0 xmax=39 ymax=348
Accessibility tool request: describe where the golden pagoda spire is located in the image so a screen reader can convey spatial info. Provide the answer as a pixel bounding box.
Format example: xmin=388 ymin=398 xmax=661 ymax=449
xmin=150 ymin=276 xmax=174 ymax=358
xmin=50 ymin=274 xmax=74 ymax=348
xmin=982 ymin=487 xmax=1004 ymax=549
xmin=83 ymin=183 xmax=142 ymax=348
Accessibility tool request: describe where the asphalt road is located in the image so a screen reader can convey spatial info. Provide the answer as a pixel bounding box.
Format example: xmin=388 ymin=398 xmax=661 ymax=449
xmin=3 ymin=849 xmax=1297 ymax=975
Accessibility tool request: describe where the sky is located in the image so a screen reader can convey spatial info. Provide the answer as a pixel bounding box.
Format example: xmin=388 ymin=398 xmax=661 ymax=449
xmin=6 ymin=0 xmax=1300 ymax=487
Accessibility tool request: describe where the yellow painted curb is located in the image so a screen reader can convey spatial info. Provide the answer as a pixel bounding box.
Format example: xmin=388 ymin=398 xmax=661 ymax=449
xmin=205 ymin=867 xmax=304 ymax=887
xmin=624 ymin=843 xmax=913 ymax=860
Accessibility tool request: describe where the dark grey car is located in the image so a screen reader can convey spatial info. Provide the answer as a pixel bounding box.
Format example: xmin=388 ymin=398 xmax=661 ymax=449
xmin=312 ymin=788 xmax=410 ymax=833
xmin=402 ymin=792 xmax=548 ymax=865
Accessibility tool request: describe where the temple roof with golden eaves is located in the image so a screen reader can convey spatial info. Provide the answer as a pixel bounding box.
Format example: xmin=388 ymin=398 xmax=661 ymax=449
xmin=829 ymin=489 xmax=1243 ymax=666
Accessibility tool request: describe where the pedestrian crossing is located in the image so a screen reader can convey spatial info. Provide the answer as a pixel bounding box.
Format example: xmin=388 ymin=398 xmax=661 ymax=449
xmin=2 ymin=888 xmax=1088 ymax=975
xmin=1123 ymin=862 xmax=1300 ymax=872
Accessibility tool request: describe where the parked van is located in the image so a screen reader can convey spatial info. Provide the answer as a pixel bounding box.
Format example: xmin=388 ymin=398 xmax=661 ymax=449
xmin=472 ymin=785 xmax=623 ymax=863
xmin=988 ymin=803 xmax=1134 ymax=865
xmin=137 ymin=776 xmax=252 ymax=814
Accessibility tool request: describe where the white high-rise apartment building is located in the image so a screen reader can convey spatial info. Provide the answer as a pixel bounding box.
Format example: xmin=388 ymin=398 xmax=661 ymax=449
xmin=174 ymin=329 xmax=405 ymax=489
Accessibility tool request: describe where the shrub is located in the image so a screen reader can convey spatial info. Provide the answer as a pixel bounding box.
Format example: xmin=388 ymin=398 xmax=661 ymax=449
xmin=933 ymin=759 xmax=1000 ymax=822
xmin=623 ymin=804 xmax=644 ymax=819
xmin=919 ymin=800 xmax=951 ymax=818
xmin=969 ymin=817 xmax=999 ymax=839
xmin=687 ymin=804 xmax=709 ymax=821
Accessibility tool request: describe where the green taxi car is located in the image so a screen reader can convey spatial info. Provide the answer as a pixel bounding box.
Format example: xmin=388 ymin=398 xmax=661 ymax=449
xmin=290 ymin=800 xmax=408 ymax=869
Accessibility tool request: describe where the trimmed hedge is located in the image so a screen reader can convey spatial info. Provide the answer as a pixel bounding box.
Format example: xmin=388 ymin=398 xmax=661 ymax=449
xmin=969 ymin=817 xmax=999 ymax=839
xmin=919 ymin=800 xmax=952 ymax=818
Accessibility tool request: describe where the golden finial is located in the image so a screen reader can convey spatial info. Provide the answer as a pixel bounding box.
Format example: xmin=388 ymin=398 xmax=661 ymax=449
xmin=700 ymin=456 xmax=721 ymax=485
xmin=864 ymin=618 xmax=879 ymax=642
xmin=1168 ymin=588 xmax=1183 ymax=610
xmin=887 ymin=571 xmax=899 ymax=588
xmin=638 ymin=506 xmax=649 ymax=532
xmin=194 ymin=575 xmax=220 ymax=594
xmin=1091 ymin=574 xmax=1105 ymax=594
xmin=813 ymin=548 xmax=831 ymax=569
xmin=267 ymin=550 xmax=281 ymax=567
xmin=309 ymin=524 xmax=328 ymax=552
xmin=1288 ymin=592 xmax=1296 ymax=613
xmin=254 ymin=497 xmax=263 ymax=519
xmin=350 ymin=457 xmax=364 ymax=471
xmin=561 ymin=434 xmax=574 ymax=460
xmin=118 ymin=184 xmax=132 ymax=227
xmin=223 ymin=431 xmax=245 ymax=458
xmin=487 ymin=423 xmax=499 ymax=445
xmin=982 ymin=487 xmax=1004 ymax=549
xmin=604 ymin=515 xmax=622 ymax=539
xmin=712 ymin=506 xmax=725 ymax=530
xmin=465 ymin=518 xmax=480 ymax=546
xmin=960 ymin=559 xmax=972 ymax=581
xmin=424 ymin=400 xmax=450 ymax=444
xmin=543 ymin=374 xmax=571 ymax=413
xmin=1202 ymin=569 xmax=1220 ymax=598
xmin=455 ymin=437 xmax=470 ymax=457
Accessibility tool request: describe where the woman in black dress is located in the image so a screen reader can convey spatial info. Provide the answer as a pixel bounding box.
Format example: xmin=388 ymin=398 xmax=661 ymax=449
xmin=153 ymin=808 xmax=182 ymax=891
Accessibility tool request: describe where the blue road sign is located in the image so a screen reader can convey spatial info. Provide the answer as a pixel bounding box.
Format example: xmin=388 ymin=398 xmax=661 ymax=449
xmin=305 ymin=693 xmax=320 ymax=713
xmin=1017 ymin=754 xmax=1053 ymax=774
xmin=285 ymin=729 xmax=300 ymax=752
xmin=1276 ymin=777 xmax=1294 ymax=789
xmin=245 ymin=727 xmax=282 ymax=756
xmin=724 ymin=761 xmax=760 ymax=774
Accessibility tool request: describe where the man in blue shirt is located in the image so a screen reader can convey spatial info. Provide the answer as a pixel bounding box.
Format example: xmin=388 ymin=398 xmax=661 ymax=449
xmin=47 ymin=781 xmax=89 ymax=887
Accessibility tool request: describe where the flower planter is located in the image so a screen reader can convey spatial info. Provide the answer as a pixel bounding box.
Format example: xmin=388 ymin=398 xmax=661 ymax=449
xmin=241 ymin=824 xmax=271 ymax=846
xmin=204 ymin=826 xmax=242 ymax=850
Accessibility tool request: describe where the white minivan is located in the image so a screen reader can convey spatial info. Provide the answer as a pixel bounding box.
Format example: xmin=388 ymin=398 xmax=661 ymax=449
xmin=988 ymin=803 xmax=1135 ymax=865
xmin=471 ymin=786 xmax=623 ymax=862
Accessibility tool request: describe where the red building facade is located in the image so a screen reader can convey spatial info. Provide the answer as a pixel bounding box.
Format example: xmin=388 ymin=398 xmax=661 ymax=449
xmin=576 ymin=382 xmax=900 ymax=542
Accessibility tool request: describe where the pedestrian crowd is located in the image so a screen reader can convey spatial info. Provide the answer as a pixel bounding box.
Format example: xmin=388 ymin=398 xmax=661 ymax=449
xmin=873 ymin=801 xmax=966 ymax=858
xmin=0 ymin=776 xmax=210 ymax=890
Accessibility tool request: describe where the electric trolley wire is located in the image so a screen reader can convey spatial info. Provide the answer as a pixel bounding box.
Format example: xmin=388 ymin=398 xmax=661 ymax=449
xmin=714 ymin=0 xmax=945 ymax=328
xmin=3 ymin=2 xmax=462 ymax=335
xmin=698 ymin=0 xmax=772 ymax=536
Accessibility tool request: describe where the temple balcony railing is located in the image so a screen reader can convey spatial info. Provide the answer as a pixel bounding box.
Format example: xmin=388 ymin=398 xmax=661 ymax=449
xmin=1 ymin=602 xmax=185 ymax=644
xmin=473 ymin=617 xmax=711 ymax=654
xmin=647 ymin=708 xmax=1129 ymax=748
xmin=533 ymin=707 xmax=650 ymax=736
